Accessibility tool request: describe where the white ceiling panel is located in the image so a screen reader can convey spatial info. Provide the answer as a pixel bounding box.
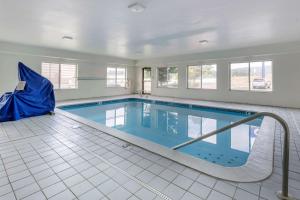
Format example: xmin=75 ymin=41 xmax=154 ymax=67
xmin=0 ymin=0 xmax=299 ymax=59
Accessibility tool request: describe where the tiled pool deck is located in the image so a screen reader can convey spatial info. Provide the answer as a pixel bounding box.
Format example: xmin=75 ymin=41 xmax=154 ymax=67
xmin=0 ymin=96 xmax=299 ymax=200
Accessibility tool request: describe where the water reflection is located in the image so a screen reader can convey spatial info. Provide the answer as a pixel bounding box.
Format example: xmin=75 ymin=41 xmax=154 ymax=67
xmin=104 ymin=102 xmax=259 ymax=154
xmin=231 ymin=124 xmax=258 ymax=153
xmin=142 ymin=103 xmax=151 ymax=128
xmin=66 ymin=101 xmax=261 ymax=166
xmin=188 ymin=116 xmax=217 ymax=144
xmin=105 ymin=107 xmax=126 ymax=127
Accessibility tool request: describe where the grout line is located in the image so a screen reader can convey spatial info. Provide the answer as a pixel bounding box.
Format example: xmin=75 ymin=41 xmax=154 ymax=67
xmin=52 ymin=133 xmax=152 ymax=200
xmin=0 ymin=130 xmax=50 ymax=145
xmin=49 ymin=114 xmax=191 ymax=188
xmin=47 ymin=109 xmax=266 ymax=199
xmin=28 ymin=142 xmax=79 ymax=199
xmin=9 ymin=142 xmax=49 ymax=199
xmin=1 ymin=103 xmax=299 ymax=200
xmin=48 ymin=127 xmax=173 ymax=200
xmin=0 ymin=155 xmax=18 ymax=200
xmin=290 ymin=110 xmax=300 ymax=135
xmin=39 ymin=132 xmax=137 ymax=200
xmin=78 ymin=143 xmax=173 ymax=200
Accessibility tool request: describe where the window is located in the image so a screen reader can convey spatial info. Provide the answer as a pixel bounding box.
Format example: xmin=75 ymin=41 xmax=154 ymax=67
xmin=157 ymin=67 xmax=178 ymax=88
xmin=107 ymin=67 xmax=127 ymax=87
xmin=187 ymin=64 xmax=217 ymax=89
xmin=230 ymin=61 xmax=272 ymax=91
xmin=41 ymin=62 xmax=78 ymax=89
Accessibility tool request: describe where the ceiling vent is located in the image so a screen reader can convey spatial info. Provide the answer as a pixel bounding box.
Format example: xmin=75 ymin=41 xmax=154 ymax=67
xmin=62 ymin=36 xmax=73 ymax=40
xmin=128 ymin=3 xmax=146 ymax=13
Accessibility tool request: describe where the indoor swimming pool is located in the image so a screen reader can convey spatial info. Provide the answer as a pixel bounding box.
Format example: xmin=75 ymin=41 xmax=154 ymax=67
xmin=59 ymin=98 xmax=263 ymax=167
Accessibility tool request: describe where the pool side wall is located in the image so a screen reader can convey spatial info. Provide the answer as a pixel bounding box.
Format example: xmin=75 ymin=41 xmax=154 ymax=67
xmin=56 ymin=95 xmax=275 ymax=182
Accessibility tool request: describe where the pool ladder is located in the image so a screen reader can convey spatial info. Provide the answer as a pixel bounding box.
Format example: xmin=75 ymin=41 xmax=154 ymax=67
xmin=137 ymin=90 xmax=149 ymax=98
xmin=172 ymin=112 xmax=293 ymax=200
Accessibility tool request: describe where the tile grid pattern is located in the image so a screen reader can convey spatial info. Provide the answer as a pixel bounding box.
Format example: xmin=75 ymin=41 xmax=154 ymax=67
xmin=0 ymin=106 xmax=299 ymax=200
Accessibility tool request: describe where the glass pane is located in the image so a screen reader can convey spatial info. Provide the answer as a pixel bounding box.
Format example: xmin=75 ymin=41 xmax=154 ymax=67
xmin=107 ymin=67 xmax=116 ymax=79
xmin=143 ymin=68 xmax=151 ymax=81
xmin=41 ymin=63 xmax=50 ymax=78
xmin=158 ymin=67 xmax=178 ymax=88
xmin=116 ymin=79 xmax=126 ymax=87
xmin=60 ymin=64 xmax=77 ymax=89
xmin=41 ymin=62 xmax=59 ymax=89
xmin=143 ymin=82 xmax=151 ymax=93
xmin=250 ymin=61 xmax=272 ymax=92
xmin=107 ymin=79 xmax=115 ymax=87
xmin=117 ymin=68 xmax=126 ymax=78
xmin=107 ymin=67 xmax=116 ymax=86
xmin=202 ymin=64 xmax=217 ymax=89
xmin=167 ymin=67 xmax=178 ymax=88
xmin=230 ymin=63 xmax=249 ymax=90
xmin=117 ymin=67 xmax=126 ymax=87
xmin=188 ymin=66 xmax=201 ymax=89
xmin=157 ymin=68 xmax=168 ymax=87
xmin=143 ymin=68 xmax=151 ymax=93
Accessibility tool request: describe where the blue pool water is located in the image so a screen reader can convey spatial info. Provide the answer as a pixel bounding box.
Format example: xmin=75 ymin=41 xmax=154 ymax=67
xmin=60 ymin=98 xmax=262 ymax=167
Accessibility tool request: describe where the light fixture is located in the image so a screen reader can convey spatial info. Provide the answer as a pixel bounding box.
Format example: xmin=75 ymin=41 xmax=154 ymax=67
xmin=62 ymin=36 xmax=73 ymax=40
xmin=199 ymin=40 xmax=208 ymax=44
xmin=128 ymin=3 xmax=146 ymax=13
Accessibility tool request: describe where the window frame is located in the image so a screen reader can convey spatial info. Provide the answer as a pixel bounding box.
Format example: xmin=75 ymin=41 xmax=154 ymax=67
xmin=187 ymin=64 xmax=217 ymax=90
xmin=157 ymin=66 xmax=179 ymax=88
xmin=106 ymin=66 xmax=127 ymax=88
xmin=41 ymin=62 xmax=78 ymax=90
xmin=229 ymin=60 xmax=273 ymax=92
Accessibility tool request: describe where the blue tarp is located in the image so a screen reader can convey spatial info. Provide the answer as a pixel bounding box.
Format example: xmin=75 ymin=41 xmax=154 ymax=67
xmin=0 ymin=62 xmax=55 ymax=122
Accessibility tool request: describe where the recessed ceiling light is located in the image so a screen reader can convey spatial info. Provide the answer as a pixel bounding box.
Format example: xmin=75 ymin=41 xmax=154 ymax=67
xmin=128 ymin=3 xmax=146 ymax=13
xmin=199 ymin=40 xmax=208 ymax=44
xmin=62 ymin=36 xmax=73 ymax=40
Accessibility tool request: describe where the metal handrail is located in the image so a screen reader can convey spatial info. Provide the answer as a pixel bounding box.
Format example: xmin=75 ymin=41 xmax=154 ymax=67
xmin=172 ymin=112 xmax=292 ymax=200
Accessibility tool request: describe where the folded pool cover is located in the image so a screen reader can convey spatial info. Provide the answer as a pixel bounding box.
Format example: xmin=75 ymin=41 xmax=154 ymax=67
xmin=0 ymin=62 xmax=55 ymax=122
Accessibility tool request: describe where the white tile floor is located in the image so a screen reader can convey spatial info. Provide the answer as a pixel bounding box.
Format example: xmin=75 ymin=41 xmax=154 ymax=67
xmin=0 ymin=101 xmax=300 ymax=200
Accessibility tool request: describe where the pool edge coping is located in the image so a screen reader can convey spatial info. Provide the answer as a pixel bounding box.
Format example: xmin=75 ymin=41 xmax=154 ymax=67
xmin=55 ymin=95 xmax=275 ymax=182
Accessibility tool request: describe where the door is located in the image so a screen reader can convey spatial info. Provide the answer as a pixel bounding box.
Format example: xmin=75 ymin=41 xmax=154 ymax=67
xmin=142 ymin=68 xmax=151 ymax=94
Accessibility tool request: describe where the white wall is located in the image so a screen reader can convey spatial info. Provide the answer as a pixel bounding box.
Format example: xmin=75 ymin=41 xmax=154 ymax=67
xmin=136 ymin=42 xmax=300 ymax=108
xmin=0 ymin=41 xmax=136 ymax=101
xmin=2 ymin=41 xmax=300 ymax=108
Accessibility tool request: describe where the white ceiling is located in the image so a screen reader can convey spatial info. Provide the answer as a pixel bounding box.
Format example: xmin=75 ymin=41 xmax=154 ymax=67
xmin=0 ymin=0 xmax=300 ymax=59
